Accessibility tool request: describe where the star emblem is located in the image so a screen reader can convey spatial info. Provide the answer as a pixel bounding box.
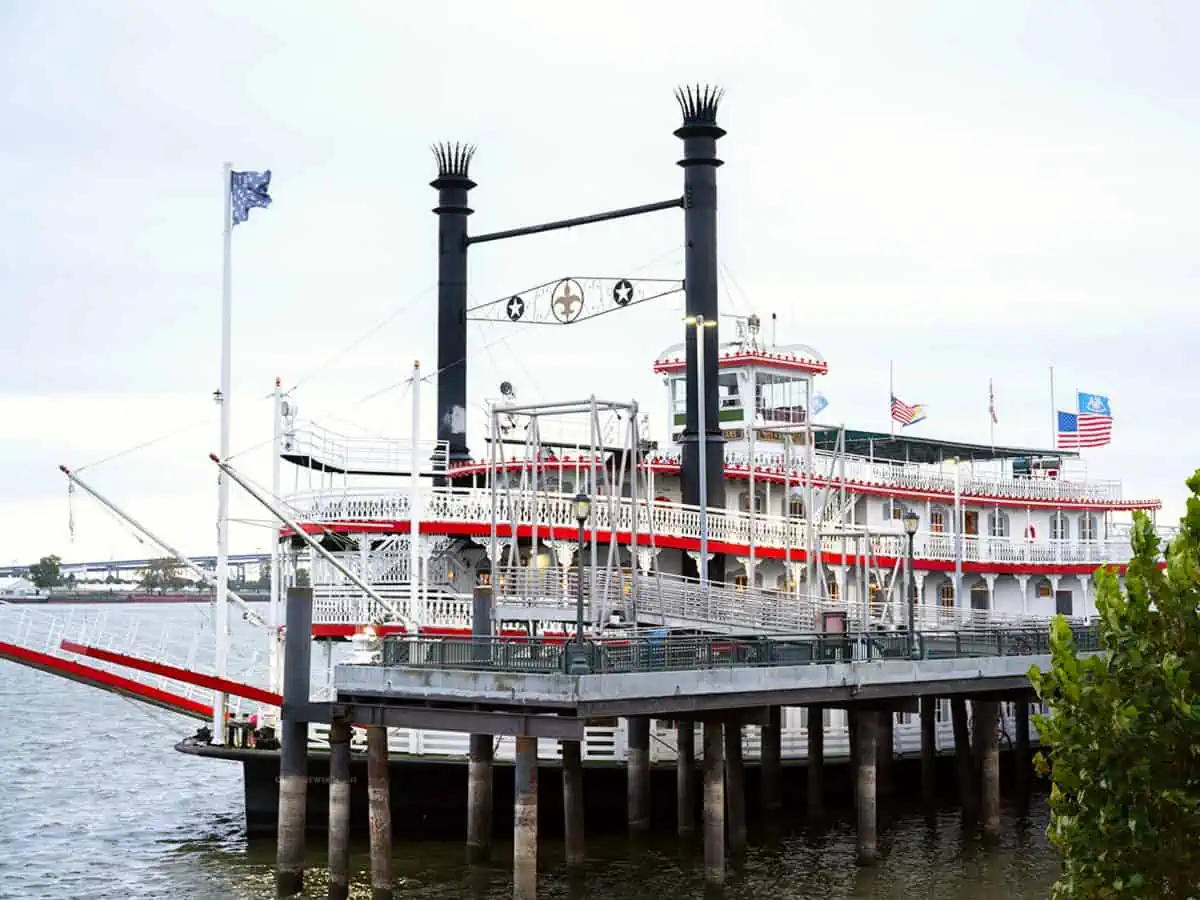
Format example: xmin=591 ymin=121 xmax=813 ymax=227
xmin=505 ymin=295 xmax=525 ymax=321
xmin=613 ymin=279 xmax=634 ymax=307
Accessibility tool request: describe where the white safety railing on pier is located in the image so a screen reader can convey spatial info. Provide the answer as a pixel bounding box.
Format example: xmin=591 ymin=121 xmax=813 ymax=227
xmin=286 ymin=486 xmax=1172 ymax=569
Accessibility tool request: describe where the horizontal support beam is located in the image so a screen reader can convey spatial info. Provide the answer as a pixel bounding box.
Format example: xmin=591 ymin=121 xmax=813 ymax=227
xmin=574 ymin=675 xmax=1041 ymax=719
xmin=468 ymin=197 xmax=683 ymax=245
xmin=318 ymin=700 xmax=586 ymax=739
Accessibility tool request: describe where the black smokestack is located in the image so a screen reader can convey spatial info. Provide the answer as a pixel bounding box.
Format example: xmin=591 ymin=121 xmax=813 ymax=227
xmin=431 ymin=142 xmax=476 ymax=466
xmin=675 ymin=85 xmax=726 ymax=584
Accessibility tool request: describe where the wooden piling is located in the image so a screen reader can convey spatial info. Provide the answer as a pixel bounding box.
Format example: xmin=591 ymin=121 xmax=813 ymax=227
xmin=1014 ymin=699 xmax=1031 ymax=800
xmin=367 ymin=725 xmax=393 ymax=900
xmin=676 ymin=721 xmax=696 ymax=837
xmin=626 ymin=717 xmax=651 ymax=834
xmin=562 ymin=739 xmax=585 ymax=867
xmin=950 ymin=698 xmax=975 ymax=821
xmin=760 ymin=706 xmax=782 ymax=818
xmin=806 ymin=706 xmax=824 ymax=821
xmin=513 ymin=735 xmax=538 ymax=900
xmin=724 ymin=723 xmax=746 ymax=857
xmin=328 ymin=720 xmax=352 ymax=900
xmin=276 ymin=586 xmax=312 ymax=899
xmin=920 ymin=696 xmax=937 ymax=806
xmin=877 ymin=710 xmax=894 ymax=798
xmin=855 ymin=710 xmax=879 ymax=865
xmin=466 ymin=733 xmax=494 ymax=863
xmin=702 ymin=722 xmax=725 ymax=888
xmin=978 ymin=700 xmax=1001 ymax=838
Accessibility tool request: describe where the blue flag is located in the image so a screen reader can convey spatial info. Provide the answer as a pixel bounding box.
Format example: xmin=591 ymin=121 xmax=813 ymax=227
xmin=230 ymin=169 xmax=272 ymax=225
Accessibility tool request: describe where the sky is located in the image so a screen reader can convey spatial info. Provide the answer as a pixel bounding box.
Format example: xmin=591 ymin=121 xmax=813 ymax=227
xmin=1 ymin=0 xmax=1197 ymax=566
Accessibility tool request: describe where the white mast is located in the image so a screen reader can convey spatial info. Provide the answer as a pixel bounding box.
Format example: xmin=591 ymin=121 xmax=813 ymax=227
xmin=213 ymin=161 xmax=233 ymax=743
xmin=268 ymin=377 xmax=283 ymax=695
xmin=410 ymin=361 xmax=422 ymax=627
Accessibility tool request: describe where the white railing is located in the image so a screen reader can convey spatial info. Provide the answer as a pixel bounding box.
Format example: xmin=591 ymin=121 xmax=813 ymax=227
xmin=300 ymin=704 xmax=1044 ymax=765
xmin=679 ymin=448 xmax=1128 ymax=503
xmin=309 ymin=563 xmax=1081 ymax=635
xmin=287 ymin=486 xmax=1170 ymax=568
xmin=283 ymin=420 xmax=449 ymax=476
xmin=0 ymin=601 xmax=266 ymax=719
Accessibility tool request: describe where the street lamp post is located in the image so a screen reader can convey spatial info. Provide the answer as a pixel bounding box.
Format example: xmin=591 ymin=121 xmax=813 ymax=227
xmin=903 ymin=511 xmax=919 ymax=639
xmin=568 ymin=493 xmax=592 ymax=674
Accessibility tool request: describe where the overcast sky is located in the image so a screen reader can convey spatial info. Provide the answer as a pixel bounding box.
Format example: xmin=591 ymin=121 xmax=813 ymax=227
xmin=2 ymin=0 xmax=1197 ymax=566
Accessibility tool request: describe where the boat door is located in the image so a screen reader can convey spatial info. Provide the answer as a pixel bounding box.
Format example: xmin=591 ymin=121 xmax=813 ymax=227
xmin=963 ymin=511 xmax=979 ymax=536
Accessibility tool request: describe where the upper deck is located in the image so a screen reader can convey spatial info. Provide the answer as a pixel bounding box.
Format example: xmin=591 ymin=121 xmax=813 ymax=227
xmin=444 ymin=446 xmax=1157 ymax=510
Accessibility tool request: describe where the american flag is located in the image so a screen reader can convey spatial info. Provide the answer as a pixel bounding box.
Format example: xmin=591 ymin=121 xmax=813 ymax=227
xmin=890 ymin=395 xmax=926 ymax=427
xmin=1057 ymin=410 xmax=1113 ymax=448
xmin=231 ymin=169 xmax=272 ymax=225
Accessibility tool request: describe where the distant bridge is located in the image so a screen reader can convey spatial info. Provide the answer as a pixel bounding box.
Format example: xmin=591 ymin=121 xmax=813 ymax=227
xmin=0 ymin=553 xmax=272 ymax=579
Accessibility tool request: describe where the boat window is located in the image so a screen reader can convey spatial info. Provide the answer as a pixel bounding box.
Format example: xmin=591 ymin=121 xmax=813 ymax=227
xmin=939 ymin=581 xmax=955 ymax=607
xmin=756 ymin=372 xmax=808 ymax=423
xmin=670 ymin=377 xmax=687 ymax=416
xmin=1079 ymin=514 xmax=1097 ymax=542
xmin=718 ymin=373 xmax=741 ymax=409
xmin=739 ymin=490 xmax=765 ymax=513
xmin=1050 ymin=511 xmax=1070 ymax=541
xmin=988 ymin=510 xmax=1010 ymax=538
xmin=788 ymin=494 xmax=805 ymax=518
xmin=970 ymin=583 xmax=990 ymax=610
xmin=884 ymin=498 xmax=906 ymax=520
xmin=930 ymin=507 xmax=947 ymax=533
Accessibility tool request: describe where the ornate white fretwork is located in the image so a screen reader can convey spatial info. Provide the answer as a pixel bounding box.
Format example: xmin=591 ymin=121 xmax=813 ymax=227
xmin=636 ymin=546 xmax=661 ymax=574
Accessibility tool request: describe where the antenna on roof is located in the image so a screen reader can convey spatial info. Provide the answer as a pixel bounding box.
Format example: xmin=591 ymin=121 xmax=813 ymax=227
xmin=771 ymin=312 xmax=777 ymax=347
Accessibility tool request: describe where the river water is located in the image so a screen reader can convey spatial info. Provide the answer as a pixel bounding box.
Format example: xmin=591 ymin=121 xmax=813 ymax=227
xmin=0 ymin=603 xmax=1061 ymax=899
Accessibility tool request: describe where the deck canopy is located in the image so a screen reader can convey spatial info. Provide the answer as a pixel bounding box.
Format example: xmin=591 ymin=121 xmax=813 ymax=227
xmin=810 ymin=427 xmax=1079 ymax=466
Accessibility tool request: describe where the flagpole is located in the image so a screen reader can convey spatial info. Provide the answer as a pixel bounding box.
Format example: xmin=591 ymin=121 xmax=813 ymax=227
xmin=1049 ymin=365 xmax=1056 ymax=450
xmin=213 ymin=161 xmax=233 ymax=744
xmin=989 ymin=378 xmax=995 ymax=451
xmin=889 ymin=359 xmax=895 ymax=437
